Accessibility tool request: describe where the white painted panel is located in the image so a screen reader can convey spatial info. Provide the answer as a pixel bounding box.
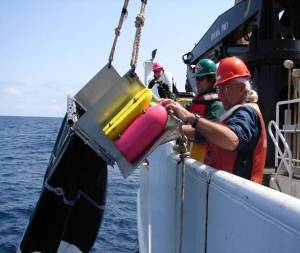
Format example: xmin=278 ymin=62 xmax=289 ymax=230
xmin=207 ymin=171 xmax=300 ymax=253
xmin=147 ymin=144 xmax=181 ymax=253
xmin=182 ymin=160 xmax=213 ymax=253
xmin=137 ymin=167 xmax=150 ymax=253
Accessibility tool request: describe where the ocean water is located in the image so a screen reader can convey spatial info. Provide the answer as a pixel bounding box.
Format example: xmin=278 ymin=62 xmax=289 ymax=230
xmin=0 ymin=116 xmax=139 ymax=253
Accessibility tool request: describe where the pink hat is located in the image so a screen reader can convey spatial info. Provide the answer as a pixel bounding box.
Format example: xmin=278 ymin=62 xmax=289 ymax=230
xmin=152 ymin=62 xmax=163 ymax=72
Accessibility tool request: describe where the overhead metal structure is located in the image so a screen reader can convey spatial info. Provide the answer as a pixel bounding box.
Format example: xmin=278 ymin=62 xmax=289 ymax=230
xmin=183 ymin=0 xmax=300 ymax=167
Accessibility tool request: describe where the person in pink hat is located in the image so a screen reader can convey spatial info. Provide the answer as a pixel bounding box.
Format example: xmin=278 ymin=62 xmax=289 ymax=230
xmin=148 ymin=62 xmax=177 ymax=99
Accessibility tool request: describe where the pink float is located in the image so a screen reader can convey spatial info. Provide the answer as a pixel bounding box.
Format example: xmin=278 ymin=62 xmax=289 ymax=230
xmin=115 ymin=105 xmax=168 ymax=162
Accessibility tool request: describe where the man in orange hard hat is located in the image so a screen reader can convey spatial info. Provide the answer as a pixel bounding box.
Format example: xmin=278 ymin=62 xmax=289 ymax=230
xmin=160 ymin=57 xmax=267 ymax=184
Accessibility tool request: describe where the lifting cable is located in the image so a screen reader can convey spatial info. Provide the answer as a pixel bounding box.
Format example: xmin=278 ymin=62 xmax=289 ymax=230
xmin=108 ymin=0 xmax=130 ymax=67
xmin=130 ymin=0 xmax=147 ymax=73
xmin=176 ymin=123 xmax=190 ymax=253
xmin=179 ymin=135 xmax=189 ymax=253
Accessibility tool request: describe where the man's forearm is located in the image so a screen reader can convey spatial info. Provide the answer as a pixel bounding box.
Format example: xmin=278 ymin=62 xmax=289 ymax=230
xmin=160 ymin=100 xmax=239 ymax=150
xmin=193 ymin=117 xmax=239 ymax=151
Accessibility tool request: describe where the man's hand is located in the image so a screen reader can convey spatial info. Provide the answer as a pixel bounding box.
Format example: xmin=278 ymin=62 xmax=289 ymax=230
xmin=159 ymin=99 xmax=194 ymax=123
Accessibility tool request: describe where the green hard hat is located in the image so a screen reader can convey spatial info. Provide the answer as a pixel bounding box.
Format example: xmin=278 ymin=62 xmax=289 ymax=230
xmin=194 ymin=58 xmax=216 ymax=79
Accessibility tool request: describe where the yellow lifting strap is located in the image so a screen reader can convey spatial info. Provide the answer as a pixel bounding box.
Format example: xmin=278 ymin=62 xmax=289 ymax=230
xmin=130 ymin=0 xmax=147 ymax=73
xmin=108 ymin=0 xmax=130 ymax=67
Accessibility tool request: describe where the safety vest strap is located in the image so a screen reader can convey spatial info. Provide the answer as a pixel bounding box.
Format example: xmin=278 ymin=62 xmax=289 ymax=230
xmin=245 ymin=103 xmax=267 ymax=184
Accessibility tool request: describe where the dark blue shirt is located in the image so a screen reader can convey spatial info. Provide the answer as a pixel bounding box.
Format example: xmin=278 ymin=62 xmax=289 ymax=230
xmin=225 ymin=106 xmax=261 ymax=180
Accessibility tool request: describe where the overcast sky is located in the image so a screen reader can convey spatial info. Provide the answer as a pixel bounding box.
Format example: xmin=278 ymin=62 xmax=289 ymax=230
xmin=1 ymin=0 xmax=233 ymax=117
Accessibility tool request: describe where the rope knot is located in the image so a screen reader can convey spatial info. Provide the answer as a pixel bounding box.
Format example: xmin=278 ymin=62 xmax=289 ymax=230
xmin=114 ymin=27 xmax=121 ymax=36
xmin=135 ymin=14 xmax=145 ymax=28
xmin=174 ymin=135 xmax=190 ymax=161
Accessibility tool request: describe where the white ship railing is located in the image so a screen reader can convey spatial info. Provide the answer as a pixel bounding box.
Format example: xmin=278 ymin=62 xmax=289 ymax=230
xmin=268 ymin=120 xmax=293 ymax=194
xmin=275 ymin=98 xmax=300 ymax=169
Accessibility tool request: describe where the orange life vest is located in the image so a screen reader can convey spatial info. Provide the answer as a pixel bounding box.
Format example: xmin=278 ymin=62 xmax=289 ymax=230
xmin=204 ymin=103 xmax=267 ymax=184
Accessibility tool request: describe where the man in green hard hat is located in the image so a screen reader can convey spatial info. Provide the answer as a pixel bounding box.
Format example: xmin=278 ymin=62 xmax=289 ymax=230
xmin=183 ymin=58 xmax=224 ymax=161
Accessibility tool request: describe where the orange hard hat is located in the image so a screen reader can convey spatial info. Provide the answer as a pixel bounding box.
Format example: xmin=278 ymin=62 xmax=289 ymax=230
xmin=215 ymin=57 xmax=251 ymax=86
xmin=152 ymin=62 xmax=163 ymax=72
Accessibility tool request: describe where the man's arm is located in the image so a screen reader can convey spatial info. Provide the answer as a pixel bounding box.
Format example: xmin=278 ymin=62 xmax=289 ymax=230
xmin=195 ymin=117 xmax=239 ymax=151
xmin=185 ymin=107 xmax=259 ymax=151
xmin=181 ymin=117 xmax=239 ymax=150
xmin=160 ymin=99 xmax=239 ymax=150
